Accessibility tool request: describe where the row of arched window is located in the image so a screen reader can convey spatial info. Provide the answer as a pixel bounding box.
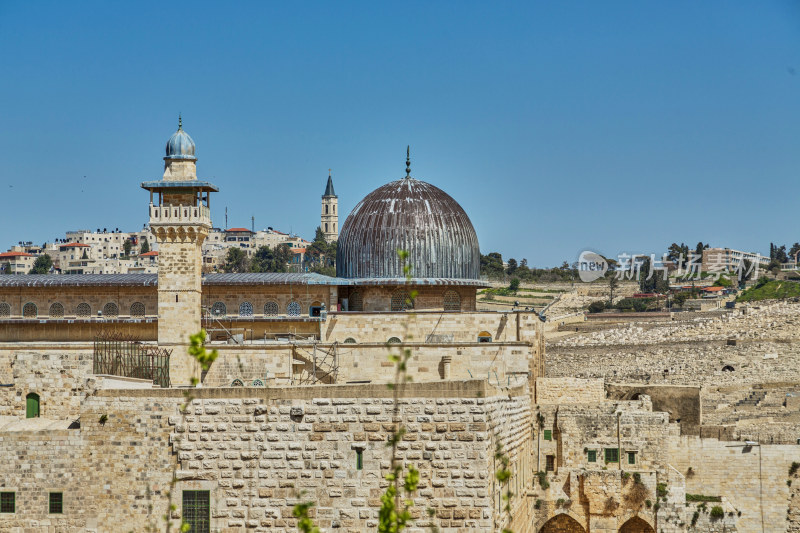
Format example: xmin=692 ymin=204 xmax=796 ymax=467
xmin=0 ymin=302 xmax=146 ymax=319
xmin=347 ymin=289 xmax=462 ymax=312
xmin=209 ymin=300 xmax=309 ymax=318
xmin=341 ymin=332 xmax=492 ymax=344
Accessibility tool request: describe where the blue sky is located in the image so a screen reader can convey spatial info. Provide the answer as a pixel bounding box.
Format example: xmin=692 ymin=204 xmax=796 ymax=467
xmin=0 ymin=1 xmax=798 ymax=266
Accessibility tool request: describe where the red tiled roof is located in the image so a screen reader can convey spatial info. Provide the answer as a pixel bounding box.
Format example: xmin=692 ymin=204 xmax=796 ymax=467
xmin=225 ymin=228 xmax=253 ymax=233
xmin=703 ymin=286 xmax=725 ymax=292
xmin=0 ymin=251 xmax=33 ymax=258
xmin=140 ymin=251 xmax=159 ymax=257
xmin=59 ymin=242 xmax=90 ymax=248
xmin=292 ymin=248 xmax=307 ymax=254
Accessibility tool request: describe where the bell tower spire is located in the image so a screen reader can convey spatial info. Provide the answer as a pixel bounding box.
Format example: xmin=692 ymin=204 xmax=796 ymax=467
xmin=321 ymin=169 xmax=338 ymax=243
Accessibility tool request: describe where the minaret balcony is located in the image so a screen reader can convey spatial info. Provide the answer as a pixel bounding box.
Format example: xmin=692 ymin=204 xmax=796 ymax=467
xmin=149 ymin=203 xmax=211 ymax=227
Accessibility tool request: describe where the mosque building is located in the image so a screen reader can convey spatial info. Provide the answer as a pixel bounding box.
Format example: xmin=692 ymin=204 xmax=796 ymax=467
xmin=0 ymin=120 xmax=541 ymax=385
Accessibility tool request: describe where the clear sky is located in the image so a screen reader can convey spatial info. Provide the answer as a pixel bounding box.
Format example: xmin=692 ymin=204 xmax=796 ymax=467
xmin=0 ymin=1 xmax=798 ymax=266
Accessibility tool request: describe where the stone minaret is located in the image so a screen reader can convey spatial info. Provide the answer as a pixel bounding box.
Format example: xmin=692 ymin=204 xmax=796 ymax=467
xmin=321 ymin=170 xmax=338 ymax=243
xmin=141 ymin=118 xmax=217 ymax=354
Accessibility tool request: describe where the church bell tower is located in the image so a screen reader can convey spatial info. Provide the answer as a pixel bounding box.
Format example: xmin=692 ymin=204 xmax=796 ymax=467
xmin=141 ymin=118 xmax=217 ymax=352
xmin=321 ymin=170 xmax=338 ymax=243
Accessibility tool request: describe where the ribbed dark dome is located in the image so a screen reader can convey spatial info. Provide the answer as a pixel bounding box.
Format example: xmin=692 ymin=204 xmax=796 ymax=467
xmin=336 ymin=178 xmax=480 ymax=279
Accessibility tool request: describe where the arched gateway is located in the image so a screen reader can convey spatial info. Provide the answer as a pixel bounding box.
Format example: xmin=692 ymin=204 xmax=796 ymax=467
xmin=539 ymin=514 xmax=586 ymax=533
xmin=619 ymin=516 xmax=655 ymax=533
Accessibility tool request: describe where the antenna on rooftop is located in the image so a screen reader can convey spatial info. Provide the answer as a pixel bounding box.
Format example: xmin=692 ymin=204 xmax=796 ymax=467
xmin=251 ymin=215 xmax=254 ymax=233
xmin=225 ymin=207 xmax=228 ymax=230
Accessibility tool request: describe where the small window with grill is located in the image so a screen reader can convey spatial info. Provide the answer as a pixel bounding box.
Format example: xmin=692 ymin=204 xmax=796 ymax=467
xmin=348 ymin=291 xmax=363 ymax=311
xmin=545 ymin=455 xmax=555 ymax=472
xmin=103 ymin=302 xmax=119 ymax=318
xmin=264 ymin=301 xmax=279 ymax=316
xmin=49 ymin=492 xmax=63 ymax=514
xmin=76 ymin=303 xmax=91 ymax=318
xmin=627 ymin=451 xmax=636 ymax=465
xmin=390 ymin=290 xmax=413 ymax=311
xmin=442 ymin=290 xmax=461 ymax=311
xmin=130 ymin=302 xmax=146 ymax=317
xmin=23 ymin=302 xmax=37 ymax=318
xmin=239 ymin=302 xmax=253 ymax=317
xmin=0 ymin=303 xmax=10 ymax=318
xmin=605 ymin=448 xmax=619 ymax=463
xmin=49 ymin=302 xmax=64 ymax=318
xmin=211 ymin=302 xmax=226 ymax=317
xmin=287 ymin=301 xmax=301 ymax=316
xmin=0 ymin=492 xmax=14 ymax=513
xmin=183 ymin=490 xmax=210 ymax=533
xmin=587 ymin=450 xmax=597 ymax=463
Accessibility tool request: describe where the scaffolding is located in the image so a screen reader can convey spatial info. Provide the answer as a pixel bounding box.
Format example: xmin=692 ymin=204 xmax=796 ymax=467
xmin=292 ymin=342 xmax=339 ymax=385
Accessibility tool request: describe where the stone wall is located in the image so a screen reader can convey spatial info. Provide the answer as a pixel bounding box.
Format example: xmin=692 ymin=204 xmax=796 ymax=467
xmin=0 ymin=381 xmax=532 ymax=533
xmin=0 ymin=348 xmax=94 ymax=420
xmin=535 ymin=378 xmax=605 ymax=404
xmin=667 ymin=435 xmax=800 ymax=533
xmin=324 ymin=310 xmax=542 ymax=344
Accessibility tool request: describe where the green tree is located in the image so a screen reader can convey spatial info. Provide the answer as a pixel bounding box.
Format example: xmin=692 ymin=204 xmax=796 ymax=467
xmin=140 ymin=238 xmax=150 ymax=254
xmin=789 ymin=242 xmax=800 ymax=261
xmin=123 ymin=239 xmax=132 ymax=258
xmin=695 ymin=242 xmax=708 ymax=255
xmin=480 ymin=252 xmax=504 ymax=279
xmin=250 ymin=244 xmax=293 ymax=273
xmin=508 ymin=277 xmax=520 ymax=293
xmin=506 ymin=258 xmax=518 ymax=276
xmin=608 ymin=274 xmax=619 ymax=306
xmin=223 ymin=247 xmax=250 ymax=273
xmin=81 ymin=249 xmax=89 ymax=260
xmin=29 ymin=254 xmax=53 ymax=274
xmin=667 ymin=242 xmax=689 ymax=269
xmin=639 ymin=257 xmax=669 ymax=294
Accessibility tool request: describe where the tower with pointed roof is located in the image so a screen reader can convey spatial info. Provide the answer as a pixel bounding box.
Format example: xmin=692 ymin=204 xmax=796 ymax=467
xmin=141 ymin=118 xmax=217 ymax=353
xmin=321 ymin=170 xmax=338 ymax=243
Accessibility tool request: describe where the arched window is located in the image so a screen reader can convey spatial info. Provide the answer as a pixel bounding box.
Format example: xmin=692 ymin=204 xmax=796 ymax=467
xmin=391 ymin=290 xmax=413 ymax=311
xmin=478 ymin=331 xmax=492 ymax=343
xmin=130 ymin=302 xmax=146 ymax=318
xmin=325 ymin=223 xmax=328 ymax=232
xmin=22 ymin=303 xmax=37 ymax=318
xmin=333 ymin=222 xmax=336 ymax=231
xmin=333 ymin=205 xmax=335 ymax=214
xmin=211 ymin=302 xmax=226 ymax=317
xmin=722 ymin=365 xmax=735 ymax=372
xmin=231 ymin=379 xmax=244 ymax=387
xmin=287 ymin=301 xmax=301 ymax=316
xmin=443 ymin=290 xmax=461 ymax=311
xmin=343 ymin=337 xmax=357 ymax=344
xmin=103 ymin=303 xmax=119 ymax=318
xmin=26 ymin=393 xmax=39 ymax=419
xmin=264 ymin=301 xmax=279 ymax=316
xmin=49 ymin=303 xmax=64 ymax=319
xmin=325 ymin=205 xmax=329 ymax=214
xmin=76 ymin=303 xmax=91 ymax=318
xmin=387 ymin=337 xmax=402 ymax=344
xmin=239 ymin=302 xmax=253 ymax=317
xmin=348 ymin=291 xmax=363 ymax=311
xmin=0 ymin=303 xmax=9 ymax=318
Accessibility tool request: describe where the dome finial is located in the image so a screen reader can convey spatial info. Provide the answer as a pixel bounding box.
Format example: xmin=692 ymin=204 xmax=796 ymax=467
xmin=405 ymin=145 xmax=411 ymax=178
xmin=178 ymin=113 xmax=182 ymax=130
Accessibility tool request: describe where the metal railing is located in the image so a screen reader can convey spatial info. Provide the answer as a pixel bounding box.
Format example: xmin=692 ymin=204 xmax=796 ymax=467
xmin=93 ymin=332 xmax=172 ymax=388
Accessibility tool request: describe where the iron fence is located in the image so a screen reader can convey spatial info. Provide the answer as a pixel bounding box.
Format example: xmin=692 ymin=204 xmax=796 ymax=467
xmin=93 ymin=332 xmax=171 ymax=388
